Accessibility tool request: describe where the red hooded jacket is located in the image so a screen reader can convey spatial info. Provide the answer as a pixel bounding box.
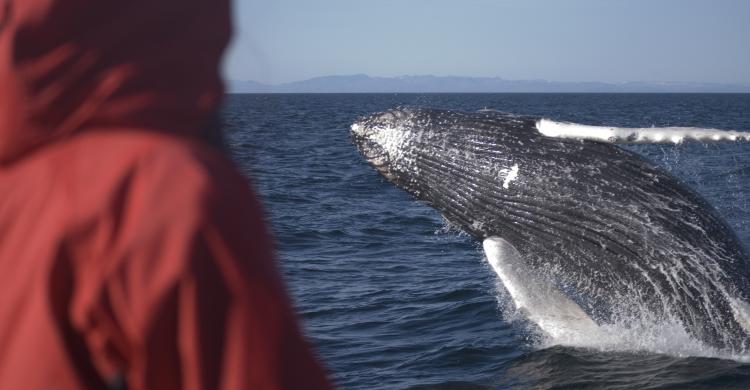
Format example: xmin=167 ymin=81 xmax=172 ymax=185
xmin=0 ymin=0 xmax=332 ymax=389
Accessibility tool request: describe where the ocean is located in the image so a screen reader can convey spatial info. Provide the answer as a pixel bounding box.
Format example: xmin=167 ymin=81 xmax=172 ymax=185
xmin=221 ymin=93 xmax=750 ymax=389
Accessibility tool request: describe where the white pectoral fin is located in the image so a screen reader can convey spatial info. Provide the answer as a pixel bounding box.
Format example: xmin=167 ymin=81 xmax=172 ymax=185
xmin=483 ymin=237 xmax=599 ymax=339
xmin=536 ymin=119 xmax=750 ymax=144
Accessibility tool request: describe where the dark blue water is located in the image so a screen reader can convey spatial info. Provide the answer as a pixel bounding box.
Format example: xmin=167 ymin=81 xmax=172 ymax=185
xmin=222 ymin=94 xmax=750 ymax=389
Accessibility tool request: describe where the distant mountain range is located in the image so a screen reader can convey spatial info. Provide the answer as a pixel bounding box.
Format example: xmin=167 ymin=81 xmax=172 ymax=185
xmin=228 ymin=74 xmax=750 ymax=93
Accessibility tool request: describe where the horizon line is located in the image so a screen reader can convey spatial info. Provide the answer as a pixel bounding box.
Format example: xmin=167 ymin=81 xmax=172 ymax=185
xmin=230 ymin=74 xmax=750 ymax=87
xmin=225 ymin=91 xmax=750 ymax=94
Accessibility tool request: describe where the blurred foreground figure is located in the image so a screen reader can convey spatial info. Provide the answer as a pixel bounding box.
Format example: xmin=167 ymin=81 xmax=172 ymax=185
xmin=0 ymin=0 xmax=332 ymax=389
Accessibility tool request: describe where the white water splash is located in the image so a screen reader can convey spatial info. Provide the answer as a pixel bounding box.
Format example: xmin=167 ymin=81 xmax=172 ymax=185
xmin=491 ymin=275 xmax=750 ymax=362
xmin=484 ymin=238 xmax=750 ymax=362
xmin=536 ymin=119 xmax=750 ymax=144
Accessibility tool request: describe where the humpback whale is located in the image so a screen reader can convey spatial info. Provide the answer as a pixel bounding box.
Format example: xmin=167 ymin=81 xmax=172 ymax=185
xmin=351 ymin=107 xmax=750 ymax=353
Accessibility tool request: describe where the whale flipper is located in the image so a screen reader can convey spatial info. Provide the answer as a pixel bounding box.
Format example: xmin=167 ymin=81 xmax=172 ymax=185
xmin=536 ymin=118 xmax=750 ymax=144
xmin=483 ymin=237 xmax=599 ymax=339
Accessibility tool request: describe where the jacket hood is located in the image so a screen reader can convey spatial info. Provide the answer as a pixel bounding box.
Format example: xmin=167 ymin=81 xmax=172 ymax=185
xmin=0 ymin=0 xmax=230 ymax=164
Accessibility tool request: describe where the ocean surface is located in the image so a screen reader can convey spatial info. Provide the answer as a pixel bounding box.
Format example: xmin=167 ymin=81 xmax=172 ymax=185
xmin=221 ymin=93 xmax=750 ymax=389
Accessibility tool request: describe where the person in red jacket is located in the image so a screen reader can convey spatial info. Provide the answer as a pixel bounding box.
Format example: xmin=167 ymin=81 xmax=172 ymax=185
xmin=0 ymin=0 xmax=332 ymax=389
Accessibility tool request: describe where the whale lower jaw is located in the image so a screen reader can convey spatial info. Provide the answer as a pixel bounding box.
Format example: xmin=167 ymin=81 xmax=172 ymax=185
xmin=483 ymin=237 xmax=599 ymax=339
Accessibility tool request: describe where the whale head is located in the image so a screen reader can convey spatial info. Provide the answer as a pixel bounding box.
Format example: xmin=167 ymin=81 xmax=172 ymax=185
xmin=351 ymin=107 xmax=541 ymax=216
xmin=350 ymin=108 xmax=424 ymax=188
xmin=351 ymin=107 xmax=532 ymax=200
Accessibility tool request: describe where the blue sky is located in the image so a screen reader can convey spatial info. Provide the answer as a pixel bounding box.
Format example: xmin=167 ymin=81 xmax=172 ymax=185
xmin=224 ymin=0 xmax=750 ymax=85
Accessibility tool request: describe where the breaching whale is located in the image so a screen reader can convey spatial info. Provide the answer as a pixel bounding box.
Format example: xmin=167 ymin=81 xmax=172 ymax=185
xmin=351 ymin=107 xmax=750 ymax=353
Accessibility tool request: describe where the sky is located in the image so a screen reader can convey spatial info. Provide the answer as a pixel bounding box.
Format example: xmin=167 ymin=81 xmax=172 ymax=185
xmin=224 ymin=0 xmax=750 ymax=85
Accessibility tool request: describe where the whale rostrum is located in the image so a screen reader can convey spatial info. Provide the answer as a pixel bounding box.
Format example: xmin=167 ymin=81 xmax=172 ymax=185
xmin=351 ymin=107 xmax=750 ymax=354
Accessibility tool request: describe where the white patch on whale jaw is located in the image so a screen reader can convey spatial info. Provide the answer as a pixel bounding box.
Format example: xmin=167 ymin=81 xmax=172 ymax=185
xmin=500 ymin=164 xmax=519 ymax=189
xmin=483 ymin=237 xmax=599 ymax=340
xmin=536 ymin=118 xmax=750 ymax=144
